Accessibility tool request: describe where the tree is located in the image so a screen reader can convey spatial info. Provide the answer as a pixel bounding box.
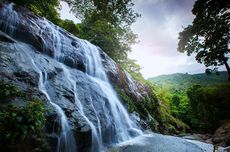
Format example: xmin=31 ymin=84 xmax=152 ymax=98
xmin=65 ymin=0 xmax=140 ymax=26
xmin=64 ymin=0 xmax=140 ymax=63
xmin=122 ymin=58 xmax=143 ymax=81
xmin=77 ymin=12 xmax=138 ymax=62
xmin=187 ymin=84 xmax=230 ymax=131
xmin=12 ymin=0 xmax=60 ymax=24
xmin=177 ymin=0 xmax=230 ymax=80
xmin=60 ymin=19 xmax=80 ymax=36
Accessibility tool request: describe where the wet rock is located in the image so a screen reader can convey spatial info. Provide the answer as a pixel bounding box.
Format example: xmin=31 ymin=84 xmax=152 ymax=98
xmin=0 ymin=31 xmax=15 ymax=42
xmin=213 ymin=122 xmax=230 ymax=147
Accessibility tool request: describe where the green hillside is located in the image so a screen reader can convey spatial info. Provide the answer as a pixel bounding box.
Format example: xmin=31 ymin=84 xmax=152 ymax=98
xmin=148 ymin=71 xmax=229 ymax=133
xmin=149 ymin=71 xmax=228 ymax=89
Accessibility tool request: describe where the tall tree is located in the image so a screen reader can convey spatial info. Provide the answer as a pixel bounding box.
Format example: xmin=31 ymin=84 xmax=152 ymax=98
xmin=65 ymin=0 xmax=140 ymax=26
xmin=177 ymin=0 xmax=230 ymax=80
xmin=64 ymin=0 xmax=140 ymax=63
xmin=77 ymin=12 xmax=138 ymax=62
xmin=11 ymin=0 xmax=60 ymax=24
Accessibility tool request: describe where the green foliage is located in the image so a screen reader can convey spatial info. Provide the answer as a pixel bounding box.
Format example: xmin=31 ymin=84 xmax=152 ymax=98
xmin=0 ymin=81 xmax=47 ymax=151
xmin=122 ymin=59 xmax=144 ymax=82
xmin=65 ymin=0 xmax=140 ymax=26
xmin=77 ymin=11 xmax=138 ymax=62
xmin=12 ymin=0 xmax=60 ymax=24
xmin=115 ymin=83 xmax=188 ymax=134
xmin=187 ymin=84 xmax=230 ymax=132
xmin=149 ymin=72 xmax=230 ymax=133
xmin=64 ymin=0 xmax=140 ymax=63
xmin=0 ymin=80 xmax=25 ymax=99
xmin=59 ymin=19 xmax=80 ymax=36
xmin=177 ymin=0 xmax=230 ymax=79
xmin=115 ymin=86 xmax=149 ymax=118
xmin=0 ymin=100 xmax=46 ymax=143
xmin=158 ymin=102 xmax=189 ymax=134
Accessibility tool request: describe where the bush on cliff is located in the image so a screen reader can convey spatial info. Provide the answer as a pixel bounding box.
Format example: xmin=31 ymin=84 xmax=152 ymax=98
xmin=0 ymin=81 xmax=47 ymax=152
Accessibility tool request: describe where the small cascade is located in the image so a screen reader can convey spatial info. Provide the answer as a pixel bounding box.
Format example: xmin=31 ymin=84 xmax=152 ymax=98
xmin=80 ymin=40 xmax=142 ymax=143
xmin=61 ymin=64 xmax=104 ymax=152
xmin=0 ymin=2 xmax=19 ymax=36
xmin=20 ymin=45 xmax=77 ymax=152
xmin=38 ymin=19 xmax=65 ymax=60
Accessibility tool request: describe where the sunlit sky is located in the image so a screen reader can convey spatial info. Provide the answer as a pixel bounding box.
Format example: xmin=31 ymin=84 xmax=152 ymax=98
xmin=59 ymin=0 xmax=225 ymax=78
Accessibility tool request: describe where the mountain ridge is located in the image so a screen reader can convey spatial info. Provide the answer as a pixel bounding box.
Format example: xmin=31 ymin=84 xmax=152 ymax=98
xmin=148 ymin=71 xmax=228 ymax=89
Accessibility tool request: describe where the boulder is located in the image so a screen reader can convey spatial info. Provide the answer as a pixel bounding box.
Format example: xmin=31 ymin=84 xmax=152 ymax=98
xmin=213 ymin=122 xmax=230 ymax=147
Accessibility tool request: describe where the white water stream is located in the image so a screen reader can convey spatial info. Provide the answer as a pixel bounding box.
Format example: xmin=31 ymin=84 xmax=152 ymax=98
xmin=0 ymin=3 xmax=142 ymax=152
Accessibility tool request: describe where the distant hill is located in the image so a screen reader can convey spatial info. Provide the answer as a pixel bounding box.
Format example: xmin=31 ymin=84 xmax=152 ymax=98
xmin=148 ymin=71 xmax=228 ymax=89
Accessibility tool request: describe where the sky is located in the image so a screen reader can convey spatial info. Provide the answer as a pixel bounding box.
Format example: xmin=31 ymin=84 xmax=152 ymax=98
xmin=59 ymin=0 xmax=225 ymax=78
xmin=129 ymin=0 xmax=207 ymax=78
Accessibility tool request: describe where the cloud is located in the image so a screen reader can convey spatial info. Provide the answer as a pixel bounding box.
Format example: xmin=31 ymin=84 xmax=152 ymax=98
xmin=131 ymin=0 xmax=195 ymax=56
xmin=58 ymin=0 xmax=227 ymax=78
xmin=128 ymin=0 xmax=206 ymax=77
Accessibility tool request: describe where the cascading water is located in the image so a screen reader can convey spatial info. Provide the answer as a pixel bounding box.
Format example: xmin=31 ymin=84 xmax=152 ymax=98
xmin=0 ymin=3 xmax=77 ymax=152
xmin=61 ymin=64 xmax=104 ymax=151
xmin=0 ymin=2 xmax=18 ymax=36
xmin=81 ymin=40 xmax=143 ymax=143
xmin=0 ymin=2 xmax=142 ymax=152
xmin=19 ymin=44 xmax=77 ymax=152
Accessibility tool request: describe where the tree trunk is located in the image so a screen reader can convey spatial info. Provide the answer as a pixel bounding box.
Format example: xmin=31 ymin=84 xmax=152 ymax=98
xmin=223 ymin=60 xmax=230 ymax=81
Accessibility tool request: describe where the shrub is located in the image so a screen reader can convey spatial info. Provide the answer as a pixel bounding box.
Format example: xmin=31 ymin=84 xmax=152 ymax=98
xmin=0 ymin=99 xmax=46 ymax=144
xmin=0 ymin=80 xmax=24 ymax=99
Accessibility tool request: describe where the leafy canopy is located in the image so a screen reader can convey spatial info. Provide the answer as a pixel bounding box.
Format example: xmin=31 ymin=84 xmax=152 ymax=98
xmin=177 ymin=0 xmax=230 ymax=79
xmin=11 ymin=0 xmax=60 ymax=24
xmin=187 ymin=84 xmax=230 ymax=131
xmin=65 ymin=0 xmax=140 ymax=26
xmin=64 ymin=0 xmax=140 ymax=63
xmin=77 ymin=12 xmax=138 ymax=62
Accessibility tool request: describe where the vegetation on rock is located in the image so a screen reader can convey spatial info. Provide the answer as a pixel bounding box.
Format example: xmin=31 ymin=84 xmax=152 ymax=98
xmin=12 ymin=0 xmax=60 ymax=24
xmin=0 ymin=80 xmax=47 ymax=152
xmin=0 ymin=80 xmax=25 ymax=99
xmin=115 ymin=83 xmax=188 ymax=134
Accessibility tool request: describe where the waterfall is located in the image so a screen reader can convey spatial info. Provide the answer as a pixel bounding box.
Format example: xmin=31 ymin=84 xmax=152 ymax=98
xmin=0 ymin=3 xmax=18 ymax=36
xmin=58 ymin=40 xmax=143 ymax=151
xmin=0 ymin=2 xmax=142 ymax=152
xmin=61 ymin=64 xmax=104 ymax=151
xmin=19 ymin=44 xmax=77 ymax=152
xmin=0 ymin=3 xmax=77 ymax=152
xmin=81 ymin=40 xmax=143 ymax=142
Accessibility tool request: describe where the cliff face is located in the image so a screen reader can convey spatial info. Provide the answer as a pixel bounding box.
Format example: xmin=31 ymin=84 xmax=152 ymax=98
xmin=0 ymin=2 xmax=158 ymax=151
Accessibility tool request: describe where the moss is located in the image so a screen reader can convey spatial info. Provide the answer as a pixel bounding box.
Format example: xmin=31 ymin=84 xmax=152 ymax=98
xmin=114 ymin=86 xmax=136 ymax=112
xmin=115 ymin=85 xmax=160 ymax=131
xmin=158 ymin=102 xmax=189 ymax=134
